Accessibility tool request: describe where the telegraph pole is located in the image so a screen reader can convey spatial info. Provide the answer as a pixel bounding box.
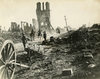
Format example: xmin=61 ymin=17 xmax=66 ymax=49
xmin=64 ymin=16 xmax=68 ymax=31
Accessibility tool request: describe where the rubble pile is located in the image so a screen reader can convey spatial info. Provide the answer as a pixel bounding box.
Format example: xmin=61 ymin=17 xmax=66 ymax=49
xmin=14 ymin=24 xmax=100 ymax=79
xmin=14 ymin=45 xmax=77 ymax=79
xmin=66 ymin=24 xmax=100 ymax=79
xmin=63 ymin=24 xmax=100 ymax=53
xmin=46 ymin=24 xmax=100 ymax=79
xmin=1 ymin=23 xmax=100 ymax=79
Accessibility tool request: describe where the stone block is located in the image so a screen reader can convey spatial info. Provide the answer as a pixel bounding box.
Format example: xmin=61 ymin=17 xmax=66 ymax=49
xmin=62 ymin=68 xmax=73 ymax=76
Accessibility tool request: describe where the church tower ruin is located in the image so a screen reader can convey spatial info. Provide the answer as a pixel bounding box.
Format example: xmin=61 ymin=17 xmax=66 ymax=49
xmin=36 ymin=2 xmax=54 ymax=32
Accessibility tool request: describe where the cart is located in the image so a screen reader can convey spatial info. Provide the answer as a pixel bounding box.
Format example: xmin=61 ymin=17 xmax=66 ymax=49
xmin=0 ymin=39 xmax=29 ymax=79
xmin=0 ymin=38 xmax=52 ymax=79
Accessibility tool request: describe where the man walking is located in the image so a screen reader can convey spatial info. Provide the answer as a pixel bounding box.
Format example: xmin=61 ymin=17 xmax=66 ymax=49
xmin=38 ymin=30 xmax=42 ymax=40
xmin=30 ymin=29 xmax=35 ymax=41
xmin=43 ymin=31 xmax=47 ymax=41
xmin=22 ymin=33 xmax=27 ymax=50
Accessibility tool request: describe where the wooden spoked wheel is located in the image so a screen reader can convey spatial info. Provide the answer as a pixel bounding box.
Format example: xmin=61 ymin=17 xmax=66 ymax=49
xmin=0 ymin=40 xmax=16 ymax=79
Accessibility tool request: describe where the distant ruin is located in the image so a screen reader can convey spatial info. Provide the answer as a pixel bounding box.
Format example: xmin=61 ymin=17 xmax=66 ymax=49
xmin=36 ymin=2 xmax=54 ymax=33
xmin=10 ymin=22 xmax=20 ymax=32
xmin=9 ymin=19 xmax=37 ymax=33
xmin=0 ymin=26 xmax=1 ymax=32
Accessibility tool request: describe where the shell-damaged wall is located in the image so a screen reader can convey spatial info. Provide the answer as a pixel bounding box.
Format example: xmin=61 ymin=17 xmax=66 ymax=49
xmin=36 ymin=2 xmax=54 ymax=33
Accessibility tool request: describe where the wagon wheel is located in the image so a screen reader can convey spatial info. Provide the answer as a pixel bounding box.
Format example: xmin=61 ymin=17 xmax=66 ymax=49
xmin=0 ymin=40 xmax=16 ymax=79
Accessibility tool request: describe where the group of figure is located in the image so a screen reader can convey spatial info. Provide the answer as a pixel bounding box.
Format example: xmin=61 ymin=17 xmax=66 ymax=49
xmin=37 ymin=30 xmax=47 ymax=41
xmin=21 ymin=29 xmax=47 ymax=50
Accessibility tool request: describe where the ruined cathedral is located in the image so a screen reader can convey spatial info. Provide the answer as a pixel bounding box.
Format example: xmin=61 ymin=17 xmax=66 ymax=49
xmin=36 ymin=2 xmax=54 ymax=32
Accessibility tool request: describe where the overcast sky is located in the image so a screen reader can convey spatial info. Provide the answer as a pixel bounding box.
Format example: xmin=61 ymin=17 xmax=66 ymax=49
xmin=0 ymin=0 xmax=100 ymax=30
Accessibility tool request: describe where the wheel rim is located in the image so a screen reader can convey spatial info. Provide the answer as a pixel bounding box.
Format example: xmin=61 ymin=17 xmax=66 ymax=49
xmin=0 ymin=40 xmax=16 ymax=79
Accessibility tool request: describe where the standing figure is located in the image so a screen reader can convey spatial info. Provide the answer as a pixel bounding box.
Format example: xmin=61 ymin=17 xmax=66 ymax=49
xmin=58 ymin=29 xmax=60 ymax=34
xmin=22 ymin=33 xmax=27 ymax=50
xmin=38 ymin=30 xmax=42 ymax=40
xmin=56 ymin=28 xmax=60 ymax=34
xmin=30 ymin=29 xmax=35 ymax=41
xmin=43 ymin=31 xmax=47 ymax=41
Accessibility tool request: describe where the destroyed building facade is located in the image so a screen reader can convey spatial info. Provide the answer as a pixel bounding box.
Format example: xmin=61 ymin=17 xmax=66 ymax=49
xmin=0 ymin=26 xmax=1 ymax=32
xmin=36 ymin=2 xmax=54 ymax=32
xmin=10 ymin=22 xmax=20 ymax=32
xmin=32 ymin=19 xmax=38 ymax=29
xmin=21 ymin=21 xmax=36 ymax=33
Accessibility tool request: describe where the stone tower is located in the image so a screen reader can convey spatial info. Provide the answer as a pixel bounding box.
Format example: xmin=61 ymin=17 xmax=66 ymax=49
xmin=36 ymin=2 xmax=54 ymax=32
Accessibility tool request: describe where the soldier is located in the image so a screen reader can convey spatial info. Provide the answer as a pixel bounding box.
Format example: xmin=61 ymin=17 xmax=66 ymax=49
xmin=38 ymin=30 xmax=42 ymax=39
xmin=30 ymin=29 xmax=35 ymax=41
xmin=58 ymin=28 xmax=60 ymax=34
xmin=56 ymin=28 xmax=60 ymax=34
xmin=22 ymin=33 xmax=27 ymax=50
xmin=43 ymin=31 xmax=47 ymax=41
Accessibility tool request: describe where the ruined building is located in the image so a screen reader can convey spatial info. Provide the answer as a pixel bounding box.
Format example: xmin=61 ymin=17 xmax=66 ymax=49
xmin=36 ymin=2 xmax=54 ymax=33
xmin=11 ymin=22 xmax=20 ymax=32
xmin=0 ymin=26 xmax=1 ymax=32
xmin=32 ymin=19 xmax=37 ymax=28
xmin=21 ymin=21 xmax=36 ymax=33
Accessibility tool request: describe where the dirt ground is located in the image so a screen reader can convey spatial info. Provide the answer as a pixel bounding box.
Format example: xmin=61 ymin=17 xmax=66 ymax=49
xmin=13 ymin=42 xmax=100 ymax=79
xmin=1 ymin=31 xmax=100 ymax=79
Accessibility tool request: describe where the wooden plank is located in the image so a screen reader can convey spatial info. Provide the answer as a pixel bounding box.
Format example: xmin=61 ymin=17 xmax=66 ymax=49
xmin=12 ymin=63 xmax=29 ymax=68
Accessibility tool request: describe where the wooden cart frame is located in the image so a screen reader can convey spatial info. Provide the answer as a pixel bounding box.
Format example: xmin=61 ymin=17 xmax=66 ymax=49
xmin=0 ymin=40 xmax=29 ymax=79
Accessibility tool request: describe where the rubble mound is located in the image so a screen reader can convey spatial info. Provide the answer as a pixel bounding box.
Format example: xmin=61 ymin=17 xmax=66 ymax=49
xmin=1 ymin=23 xmax=99 ymax=79
xmin=90 ymin=24 xmax=100 ymax=29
